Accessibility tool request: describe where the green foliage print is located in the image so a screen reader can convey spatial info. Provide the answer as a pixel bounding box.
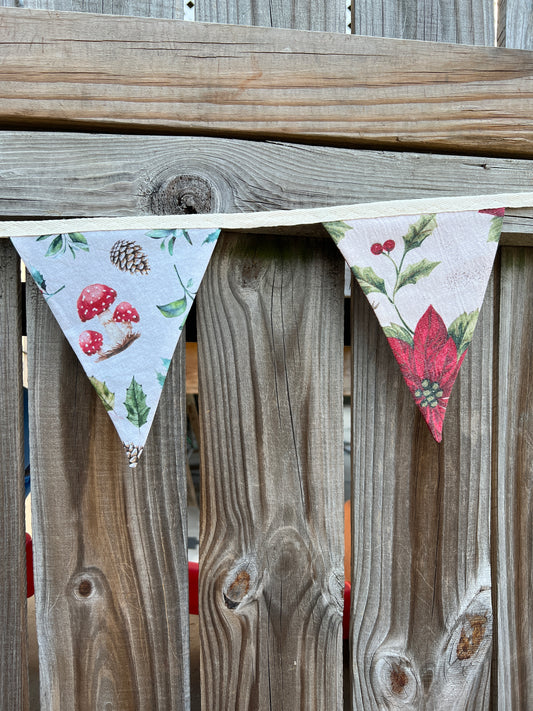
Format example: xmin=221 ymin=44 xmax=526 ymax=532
xmin=37 ymin=232 xmax=89 ymax=259
xmin=124 ymin=377 xmax=150 ymax=428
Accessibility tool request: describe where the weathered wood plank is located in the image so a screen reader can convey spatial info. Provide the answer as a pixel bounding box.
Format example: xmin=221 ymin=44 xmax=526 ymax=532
xmin=353 ymin=0 xmax=493 ymax=44
xmin=349 ymin=1 xmax=495 ymax=708
xmin=1 ymin=8 xmax=533 ymax=157
xmin=0 ymin=241 xmax=29 ymax=711
xmin=26 ymin=278 xmax=190 ymax=709
xmin=196 ymin=0 xmax=344 ymax=32
xmin=195 ymin=4 xmax=346 ymax=708
xmin=495 ymin=11 xmax=533 ymax=708
xmin=351 ymin=282 xmax=494 ymax=708
xmin=495 ymin=248 xmax=533 ymax=710
xmin=197 ymin=234 xmax=345 ymax=710
xmin=1 ymin=132 xmax=533 ymax=244
xmin=0 ymin=0 xmax=181 ymax=18
xmin=498 ymin=0 xmax=533 ymax=51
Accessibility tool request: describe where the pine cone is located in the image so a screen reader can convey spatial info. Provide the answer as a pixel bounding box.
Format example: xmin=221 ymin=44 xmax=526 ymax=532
xmin=123 ymin=442 xmax=143 ymax=468
xmin=110 ymin=240 xmax=150 ymax=275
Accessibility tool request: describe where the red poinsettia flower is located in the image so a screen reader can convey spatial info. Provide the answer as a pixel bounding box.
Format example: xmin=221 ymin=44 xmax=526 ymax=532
xmin=387 ymin=306 xmax=466 ymax=442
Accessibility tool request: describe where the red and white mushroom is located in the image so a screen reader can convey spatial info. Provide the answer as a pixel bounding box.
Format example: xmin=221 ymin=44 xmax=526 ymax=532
xmin=77 ymin=284 xmax=117 ymax=326
xmin=112 ymin=302 xmax=140 ymax=334
xmin=79 ymin=330 xmax=103 ymax=356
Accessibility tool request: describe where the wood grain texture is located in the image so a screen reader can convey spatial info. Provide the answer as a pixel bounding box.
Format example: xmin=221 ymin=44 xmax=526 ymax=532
xmin=351 ymin=283 xmax=495 ymax=709
xmin=26 ymin=278 xmax=190 ymax=709
xmin=197 ymin=234 xmax=345 ymax=710
xmin=1 ymin=8 xmax=533 ymax=157
xmin=195 ymin=5 xmax=345 ymax=709
xmin=352 ymin=0 xmax=494 ymax=44
xmin=498 ymin=0 xmax=533 ymax=50
xmin=495 ymin=11 xmax=533 ymax=708
xmin=196 ymin=0 xmax=345 ymax=32
xmin=349 ymin=1 xmax=496 ymax=708
xmin=1 ymin=132 xmax=533 ymax=244
xmin=494 ymin=248 xmax=533 ymax=710
xmin=0 ymin=0 xmax=181 ymax=18
xmin=0 ymin=241 xmax=29 ymax=711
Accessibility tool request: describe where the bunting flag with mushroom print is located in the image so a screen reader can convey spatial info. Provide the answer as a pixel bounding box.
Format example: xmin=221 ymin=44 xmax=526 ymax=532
xmin=11 ymin=227 xmax=220 ymax=466
xmin=323 ymin=208 xmax=504 ymax=441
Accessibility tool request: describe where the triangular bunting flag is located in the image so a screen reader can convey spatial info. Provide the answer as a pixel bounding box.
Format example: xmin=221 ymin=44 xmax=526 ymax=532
xmin=323 ymin=208 xmax=504 ymax=441
xmin=12 ymin=227 xmax=220 ymax=466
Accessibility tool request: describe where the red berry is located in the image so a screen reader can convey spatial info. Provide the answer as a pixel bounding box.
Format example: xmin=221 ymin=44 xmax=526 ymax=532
xmin=371 ymin=243 xmax=383 ymax=255
xmin=383 ymin=239 xmax=395 ymax=252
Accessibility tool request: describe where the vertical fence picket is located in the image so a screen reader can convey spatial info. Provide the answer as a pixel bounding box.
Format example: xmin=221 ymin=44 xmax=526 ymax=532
xmin=26 ymin=277 xmax=190 ymax=709
xmin=349 ymin=2 xmax=496 ymax=708
xmin=495 ymin=6 xmax=533 ymax=708
xmin=193 ymin=3 xmax=347 ymax=708
xmin=0 ymin=242 xmax=29 ymax=710
xmin=197 ymin=235 xmax=345 ymax=709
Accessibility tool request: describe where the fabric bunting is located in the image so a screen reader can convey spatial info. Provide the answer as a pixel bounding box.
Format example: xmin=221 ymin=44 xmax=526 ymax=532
xmin=323 ymin=208 xmax=503 ymax=441
xmin=12 ymin=227 xmax=219 ymax=466
xmin=7 ymin=195 xmax=513 ymax=464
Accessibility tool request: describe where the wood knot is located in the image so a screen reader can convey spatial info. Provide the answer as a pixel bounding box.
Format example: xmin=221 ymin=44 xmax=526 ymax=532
xmin=148 ymin=175 xmax=213 ymax=215
xmin=456 ymin=614 xmax=487 ymax=660
xmin=371 ymin=652 xmax=419 ymax=705
xmin=390 ymin=663 xmax=409 ymax=695
xmin=222 ymin=559 xmax=258 ymax=612
xmin=223 ymin=570 xmax=251 ymax=610
xmin=77 ymin=579 xmax=92 ymax=597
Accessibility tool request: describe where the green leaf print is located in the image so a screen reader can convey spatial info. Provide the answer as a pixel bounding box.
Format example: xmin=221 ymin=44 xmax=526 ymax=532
xmin=402 ymin=214 xmax=437 ymax=253
xmin=38 ymin=233 xmax=89 ymax=259
xmin=89 ymin=377 xmax=116 ymax=411
xmin=448 ymin=309 xmax=479 ymax=358
xmin=124 ymin=377 xmax=150 ymax=428
xmin=351 ymin=265 xmax=387 ymax=296
xmin=394 ymin=258 xmax=440 ymax=295
xmin=157 ymin=297 xmax=187 ymax=318
xmin=323 ymin=221 xmax=353 ymax=245
xmin=383 ymin=323 xmax=414 ymax=346
xmin=487 ymin=215 xmax=504 ymax=243
xmin=203 ymin=230 xmax=220 ymax=245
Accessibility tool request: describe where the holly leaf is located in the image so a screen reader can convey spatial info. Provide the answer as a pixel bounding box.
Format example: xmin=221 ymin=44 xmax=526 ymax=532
xmin=351 ymin=265 xmax=387 ymax=296
xmin=157 ymin=296 xmax=187 ymax=318
xmin=394 ymin=258 xmax=440 ymax=294
xmin=44 ymin=234 xmax=65 ymax=257
xmin=323 ymin=221 xmax=353 ymax=245
xmin=203 ymin=230 xmax=220 ymax=245
xmin=403 ymin=214 xmax=437 ymax=253
xmin=487 ymin=215 xmax=504 ymax=243
xmin=124 ymin=377 xmax=150 ymax=428
xmin=89 ymin=377 xmax=115 ymax=412
xmin=383 ymin=323 xmax=414 ymax=346
xmin=448 ymin=309 xmax=479 ymax=357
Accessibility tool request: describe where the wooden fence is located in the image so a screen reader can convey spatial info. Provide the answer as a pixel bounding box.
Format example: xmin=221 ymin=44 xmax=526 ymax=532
xmin=1 ymin=0 xmax=532 ymax=708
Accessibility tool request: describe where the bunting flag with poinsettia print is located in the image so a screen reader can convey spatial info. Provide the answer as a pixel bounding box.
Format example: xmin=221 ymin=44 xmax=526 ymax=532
xmin=323 ymin=208 xmax=504 ymax=441
xmin=6 ymin=192 xmax=532 ymax=458
xmin=11 ymin=227 xmax=219 ymax=466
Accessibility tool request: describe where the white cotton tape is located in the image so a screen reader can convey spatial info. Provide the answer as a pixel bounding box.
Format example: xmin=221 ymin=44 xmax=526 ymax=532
xmin=3 ymin=191 xmax=533 ymax=237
